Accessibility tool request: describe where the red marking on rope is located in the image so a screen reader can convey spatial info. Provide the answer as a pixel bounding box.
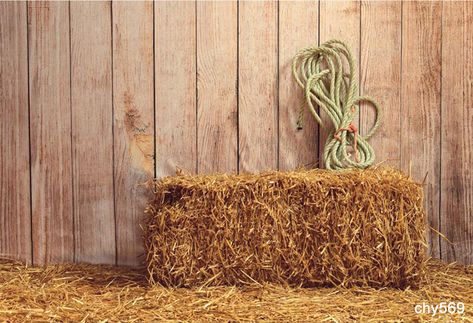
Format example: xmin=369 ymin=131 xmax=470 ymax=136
xmin=334 ymin=123 xmax=360 ymax=163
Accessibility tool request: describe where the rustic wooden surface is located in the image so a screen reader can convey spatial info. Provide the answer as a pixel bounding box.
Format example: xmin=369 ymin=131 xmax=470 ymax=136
xmin=278 ymin=1 xmax=319 ymax=170
xmin=0 ymin=1 xmax=31 ymax=264
xmin=155 ymin=1 xmax=197 ymax=177
xmin=441 ymin=1 xmax=473 ymax=264
xmin=360 ymin=1 xmax=401 ymax=167
xmin=401 ymin=1 xmax=442 ymax=258
xmin=1 ymin=1 xmax=472 ymax=265
xmin=238 ymin=1 xmax=278 ymax=173
xmin=112 ymin=1 xmax=154 ymax=266
xmin=28 ymin=2 xmax=74 ymax=264
xmin=197 ymin=1 xmax=238 ymax=174
xmin=70 ymin=2 xmax=116 ymax=264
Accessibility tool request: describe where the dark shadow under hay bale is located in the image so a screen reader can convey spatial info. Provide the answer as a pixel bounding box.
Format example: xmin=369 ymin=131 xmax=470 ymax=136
xmin=144 ymin=168 xmax=427 ymax=289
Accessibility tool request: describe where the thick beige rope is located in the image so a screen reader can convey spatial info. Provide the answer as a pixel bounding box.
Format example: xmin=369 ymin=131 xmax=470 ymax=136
xmin=292 ymin=40 xmax=381 ymax=170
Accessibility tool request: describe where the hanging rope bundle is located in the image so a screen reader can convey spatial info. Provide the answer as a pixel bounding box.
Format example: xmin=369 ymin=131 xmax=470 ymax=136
xmin=292 ymin=40 xmax=381 ymax=170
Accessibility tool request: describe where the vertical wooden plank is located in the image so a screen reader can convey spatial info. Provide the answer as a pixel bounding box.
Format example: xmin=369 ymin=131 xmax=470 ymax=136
xmin=113 ymin=2 xmax=154 ymax=266
xmin=0 ymin=2 xmax=31 ymax=264
xmin=319 ymin=1 xmax=360 ymax=168
xmin=441 ymin=2 xmax=473 ymax=264
xmin=155 ymin=1 xmax=196 ymax=177
xmin=278 ymin=1 xmax=318 ymax=170
xmin=401 ymin=1 xmax=441 ymax=258
xmin=197 ymin=1 xmax=238 ymax=174
xmin=28 ymin=2 xmax=73 ymax=264
xmin=70 ymin=1 xmax=115 ymax=264
xmin=239 ymin=1 xmax=278 ymax=173
xmin=360 ymin=1 xmax=401 ymax=168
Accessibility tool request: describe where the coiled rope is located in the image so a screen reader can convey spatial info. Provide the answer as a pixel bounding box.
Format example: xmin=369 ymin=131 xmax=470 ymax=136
xmin=292 ymin=40 xmax=381 ymax=170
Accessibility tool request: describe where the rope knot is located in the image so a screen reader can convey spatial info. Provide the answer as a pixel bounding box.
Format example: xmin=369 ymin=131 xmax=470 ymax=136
xmin=334 ymin=123 xmax=357 ymax=142
xmin=334 ymin=123 xmax=359 ymax=163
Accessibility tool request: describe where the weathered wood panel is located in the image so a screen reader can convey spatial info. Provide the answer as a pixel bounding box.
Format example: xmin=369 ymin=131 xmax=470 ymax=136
xmin=155 ymin=1 xmax=196 ymax=177
xmin=319 ymin=1 xmax=360 ymax=168
xmin=360 ymin=1 xmax=401 ymax=167
xmin=0 ymin=1 xmax=31 ymax=264
xmin=278 ymin=1 xmax=319 ymax=170
xmin=441 ymin=1 xmax=473 ymax=264
xmin=1 ymin=1 xmax=473 ymax=265
xmin=28 ymin=1 xmax=73 ymax=264
xmin=113 ymin=1 xmax=154 ymax=266
xmin=239 ymin=1 xmax=278 ymax=172
xmin=70 ymin=1 xmax=115 ymax=264
xmin=197 ymin=1 xmax=238 ymax=174
xmin=401 ymin=1 xmax=442 ymax=258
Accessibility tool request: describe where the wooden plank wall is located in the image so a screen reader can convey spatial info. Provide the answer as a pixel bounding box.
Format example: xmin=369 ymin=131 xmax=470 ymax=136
xmin=113 ymin=2 xmax=154 ymax=266
xmin=401 ymin=1 xmax=442 ymax=259
xmin=441 ymin=1 xmax=473 ymax=263
xmin=29 ymin=2 xmax=73 ymax=265
xmin=0 ymin=2 xmax=31 ymax=264
xmin=0 ymin=1 xmax=472 ymax=266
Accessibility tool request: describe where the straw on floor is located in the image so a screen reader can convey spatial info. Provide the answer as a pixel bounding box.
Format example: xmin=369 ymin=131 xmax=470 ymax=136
xmin=144 ymin=167 xmax=426 ymax=288
xmin=0 ymin=258 xmax=471 ymax=323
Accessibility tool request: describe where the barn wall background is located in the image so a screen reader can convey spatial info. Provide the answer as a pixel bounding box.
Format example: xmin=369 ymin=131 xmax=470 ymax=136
xmin=0 ymin=1 xmax=472 ymax=266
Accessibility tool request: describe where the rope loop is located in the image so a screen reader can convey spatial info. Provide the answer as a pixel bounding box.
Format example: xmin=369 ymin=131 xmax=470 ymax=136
xmin=292 ymin=40 xmax=381 ymax=170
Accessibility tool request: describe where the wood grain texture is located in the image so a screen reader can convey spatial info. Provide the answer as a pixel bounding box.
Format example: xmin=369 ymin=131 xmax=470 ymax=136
xmin=441 ymin=1 xmax=473 ymax=264
xmin=239 ymin=1 xmax=278 ymax=173
xmin=360 ymin=1 xmax=401 ymax=168
xmin=197 ymin=1 xmax=238 ymax=174
xmin=112 ymin=1 xmax=154 ymax=266
xmin=28 ymin=1 xmax=73 ymax=265
xmin=401 ymin=1 xmax=442 ymax=258
xmin=70 ymin=1 xmax=115 ymax=264
xmin=155 ymin=1 xmax=196 ymax=176
xmin=319 ymin=1 xmax=360 ymax=168
xmin=278 ymin=1 xmax=318 ymax=170
xmin=0 ymin=1 xmax=31 ymax=264
xmin=3 ymin=1 xmax=473 ymax=265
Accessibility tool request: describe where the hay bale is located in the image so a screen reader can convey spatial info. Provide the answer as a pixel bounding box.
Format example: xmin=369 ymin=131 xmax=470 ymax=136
xmin=144 ymin=167 xmax=427 ymax=288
